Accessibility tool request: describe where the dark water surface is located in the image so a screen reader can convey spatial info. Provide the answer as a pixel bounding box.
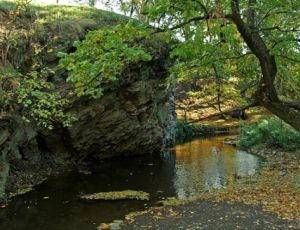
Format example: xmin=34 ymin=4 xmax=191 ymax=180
xmin=0 ymin=136 xmax=263 ymax=230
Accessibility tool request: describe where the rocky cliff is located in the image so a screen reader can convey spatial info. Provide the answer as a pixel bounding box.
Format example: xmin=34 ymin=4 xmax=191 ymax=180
xmin=41 ymin=55 xmax=176 ymax=161
xmin=0 ymin=2 xmax=175 ymax=201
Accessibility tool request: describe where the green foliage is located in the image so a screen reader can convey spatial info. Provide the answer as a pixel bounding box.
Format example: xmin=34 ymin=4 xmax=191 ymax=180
xmin=0 ymin=68 xmax=20 ymax=108
xmin=239 ymin=117 xmax=300 ymax=151
xmin=0 ymin=68 xmax=76 ymax=129
xmin=0 ymin=0 xmax=129 ymax=128
xmin=102 ymin=0 xmax=300 ymax=125
xmin=176 ymin=120 xmax=195 ymax=141
xmin=2 ymin=0 xmax=300 ymax=132
xmin=0 ymin=0 xmax=130 ymax=71
xmin=176 ymin=120 xmax=214 ymax=142
xmin=17 ymin=72 xmax=77 ymax=129
xmin=0 ymin=1 xmax=128 ymax=24
xmin=59 ymin=22 xmax=152 ymax=98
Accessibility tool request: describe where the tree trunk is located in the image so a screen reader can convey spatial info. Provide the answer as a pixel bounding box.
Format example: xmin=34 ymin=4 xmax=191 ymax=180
xmin=261 ymin=101 xmax=300 ymax=131
xmin=230 ymin=0 xmax=300 ymax=131
xmin=212 ymin=64 xmax=222 ymax=113
xmin=188 ymin=103 xmax=256 ymax=124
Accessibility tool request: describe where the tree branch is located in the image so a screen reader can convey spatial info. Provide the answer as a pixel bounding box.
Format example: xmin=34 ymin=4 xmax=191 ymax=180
xmin=261 ymin=26 xmax=300 ymax=33
xmin=283 ymin=101 xmax=300 ymax=111
xmin=247 ymin=0 xmax=257 ymax=29
xmin=188 ymin=103 xmax=258 ymax=124
xmin=154 ymin=13 xmax=232 ymax=33
xmin=276 ymin=54 xmax=300 ymax=63
xmin=192 ymin=0 xmax=209 ymax=15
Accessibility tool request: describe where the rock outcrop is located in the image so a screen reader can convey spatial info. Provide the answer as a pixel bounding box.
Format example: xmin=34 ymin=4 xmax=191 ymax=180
xmin=40 ymin=54 xmax=176 ymax=160
xmin=0 ymin=3 xmax=176 ymax=201
xmin=0 ymin=57 xmax=175 ymax=201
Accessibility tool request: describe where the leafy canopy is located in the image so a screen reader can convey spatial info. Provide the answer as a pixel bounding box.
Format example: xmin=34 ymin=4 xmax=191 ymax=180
xmin=87 ymin=0 xmax=300 ymax=130
xmin=65 ymin=0 xmax=299 ymax=104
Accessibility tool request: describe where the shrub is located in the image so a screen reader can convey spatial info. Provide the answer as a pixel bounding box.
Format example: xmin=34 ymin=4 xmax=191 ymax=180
xmin=239 ymin=117 xmax=300 ymax=151
xmin=176 ymin=120 xmax=196 ymax=141
xmin=176 ymin=120 xmax=215 ymax=142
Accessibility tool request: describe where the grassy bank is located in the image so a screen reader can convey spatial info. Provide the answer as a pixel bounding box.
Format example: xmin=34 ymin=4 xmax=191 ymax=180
xmin=239 ymin=117 xmax=300 ymax=152
xmin=0 ymin=1 xmax=127 ymax=24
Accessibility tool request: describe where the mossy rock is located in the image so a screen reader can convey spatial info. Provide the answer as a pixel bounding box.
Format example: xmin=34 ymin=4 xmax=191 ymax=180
xmin=157 ymin=197 xmax=185 ymax=206
xmin=9 ymin=187 xmax=33 ymax=198
xmin=80 ymin=190 xmax=150 ymax=201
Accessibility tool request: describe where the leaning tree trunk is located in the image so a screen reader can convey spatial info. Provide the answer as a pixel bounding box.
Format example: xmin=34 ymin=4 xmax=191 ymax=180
xmin=260 ymin=101 xmax=300 ymax=131
xmin=231 ymin=0 xmax=300 ymax=131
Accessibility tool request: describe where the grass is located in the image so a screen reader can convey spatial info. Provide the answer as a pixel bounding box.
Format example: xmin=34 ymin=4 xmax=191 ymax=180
xmin=0 ymin=0 xmax=130 ymax=74
xmin=0 ymin=1 xmax=128 ymax=26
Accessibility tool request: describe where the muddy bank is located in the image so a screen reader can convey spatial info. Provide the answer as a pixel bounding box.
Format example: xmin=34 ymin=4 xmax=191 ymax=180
xmin=117 ymin=147 xmax=300 ymax=230
xmin=120 ymin=200 xmax=300 ymax=230
xmin=210 ymin=147 xmax=300 ymax=221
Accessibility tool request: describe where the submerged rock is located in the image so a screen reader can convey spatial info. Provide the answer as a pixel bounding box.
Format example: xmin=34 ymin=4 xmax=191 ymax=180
xmin=80 ymin=190 xmax=150 ymax=201
xmin=9 ymin=187 xmax=33 ymax=198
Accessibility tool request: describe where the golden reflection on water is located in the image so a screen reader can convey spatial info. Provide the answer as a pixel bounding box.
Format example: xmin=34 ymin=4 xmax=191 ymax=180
xmin=172 ymin=137 xmax=261 ymax=198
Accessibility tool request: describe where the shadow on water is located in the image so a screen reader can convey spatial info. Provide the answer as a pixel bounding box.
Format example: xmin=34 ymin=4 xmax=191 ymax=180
xmin=0 ymin=136 xmax=263 ymax=230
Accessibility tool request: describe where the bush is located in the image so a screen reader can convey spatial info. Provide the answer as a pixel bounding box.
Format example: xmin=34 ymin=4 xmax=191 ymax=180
xmin=176 ymin=120 xmax=215 ymax=142
xmin=176 ymin=120 xmax=195 ymax=141
xmin=239 ymin=117 xmax=300 ymax=151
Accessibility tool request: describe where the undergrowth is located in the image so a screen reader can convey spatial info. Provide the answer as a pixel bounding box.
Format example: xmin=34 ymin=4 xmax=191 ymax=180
xmin=176 ymin=120 xmax=214 ymax=142
xmin=239 ymin=117 xmax=300 ymax=151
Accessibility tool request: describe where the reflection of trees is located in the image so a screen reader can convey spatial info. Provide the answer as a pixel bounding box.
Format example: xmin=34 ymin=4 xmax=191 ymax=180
xmin=173 ymin=139 xmax=260 ymax=199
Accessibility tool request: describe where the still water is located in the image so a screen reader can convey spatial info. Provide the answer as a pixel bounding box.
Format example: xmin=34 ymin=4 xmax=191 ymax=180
xmin=0 ymin=136 xmax=263 ymax=230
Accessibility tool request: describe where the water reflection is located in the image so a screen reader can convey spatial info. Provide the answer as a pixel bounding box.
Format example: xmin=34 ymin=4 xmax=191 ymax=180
xmin=171 ymin=138 xmax=261 ymax=198
xmin=0 ymin=136 xmax=262 ymax=230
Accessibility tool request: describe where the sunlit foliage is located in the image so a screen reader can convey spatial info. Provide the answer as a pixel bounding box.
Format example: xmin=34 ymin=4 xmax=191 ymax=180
xmin=59 ymin=22 xmax=152 ymax=98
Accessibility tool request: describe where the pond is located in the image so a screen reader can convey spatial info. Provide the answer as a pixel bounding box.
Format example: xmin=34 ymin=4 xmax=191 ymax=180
xmin=0 ymin=136 xmax=263 ymax=230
